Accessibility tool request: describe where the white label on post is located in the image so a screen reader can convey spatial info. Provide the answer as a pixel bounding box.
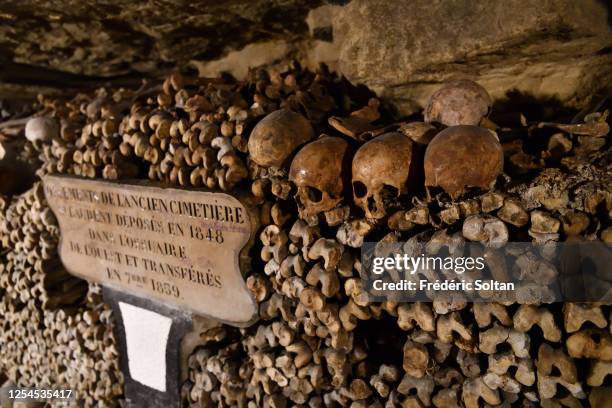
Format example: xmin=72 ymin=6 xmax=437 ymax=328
xmin=119 ymin=302 xmax=172 ymax=392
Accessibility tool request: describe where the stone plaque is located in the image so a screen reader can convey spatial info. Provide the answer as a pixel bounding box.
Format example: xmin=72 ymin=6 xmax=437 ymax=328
xmin=43 ymin=175 xmax=259 ymax=326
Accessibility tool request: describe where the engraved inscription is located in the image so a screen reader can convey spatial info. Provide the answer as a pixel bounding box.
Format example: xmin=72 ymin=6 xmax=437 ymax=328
xmin=43 ymin=175 xmax=258 ymax=326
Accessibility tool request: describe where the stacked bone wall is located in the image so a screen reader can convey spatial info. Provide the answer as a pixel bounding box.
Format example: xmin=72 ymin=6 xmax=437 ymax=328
xmin=0 ymin=184 xmax=123 ymax=407
xmin=0 ymin=60 xmax=610 ymax=407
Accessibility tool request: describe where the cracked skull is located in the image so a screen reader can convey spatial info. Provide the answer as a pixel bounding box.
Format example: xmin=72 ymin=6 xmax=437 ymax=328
xmin=424 ymin=125 xmax=504 ymax=199
xmin=289 ymin=136 xmax=351 ymax=218
xmin=352 ymin=132 xmax=416 ymax=219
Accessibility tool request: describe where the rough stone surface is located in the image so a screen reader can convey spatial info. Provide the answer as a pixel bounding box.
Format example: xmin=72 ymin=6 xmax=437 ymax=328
xmin=0 ymin=0 xmax=320 ymax=77
xmin=334 ymin=0 xmax=612 ymax=113
xmin=0 ymin=0 xmax=611 ymax=114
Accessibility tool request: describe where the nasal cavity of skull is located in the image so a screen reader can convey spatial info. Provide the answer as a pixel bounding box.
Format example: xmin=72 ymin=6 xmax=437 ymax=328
xmin=305 ymin=186 xmax=323 ymax=203
xmin=367 ymin=196 xmax=378 ymax=213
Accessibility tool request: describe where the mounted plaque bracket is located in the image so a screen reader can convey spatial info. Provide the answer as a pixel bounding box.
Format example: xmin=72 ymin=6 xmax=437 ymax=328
xmin=104 ymin=287 xmax=192 ymax=408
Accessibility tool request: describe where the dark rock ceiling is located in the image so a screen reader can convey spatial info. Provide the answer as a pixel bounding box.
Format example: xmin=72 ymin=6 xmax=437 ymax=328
xmin=0 ymin=0 xmax=323 ymax=87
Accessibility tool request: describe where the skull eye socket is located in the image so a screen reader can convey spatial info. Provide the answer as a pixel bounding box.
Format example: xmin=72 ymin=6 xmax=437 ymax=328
xmin=353 ymin=181 xmax=368 ymax=198
xmin=305 ymin=186 xmax=323 ymax=203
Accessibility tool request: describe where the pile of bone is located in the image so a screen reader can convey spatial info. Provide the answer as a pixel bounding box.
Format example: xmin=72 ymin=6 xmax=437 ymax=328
xmin=0 ymin=185 xmax=123 ymax=408
xmin=25 ymin=88 xmax=142 ymax=179
xmin=0 ymin=183 xmax=87 ymax=307
xmin=3 ymin=66 xmax=610 ymax=407
xmin=182 ymin=80 xmax=611 ymax=407
xmin=184 ymin=303 xmax=611 ymax=407
xmin=0 ymin=62 xmax=354 ymax=407
xmin=26 ymin=62 xmax=344 ymax=191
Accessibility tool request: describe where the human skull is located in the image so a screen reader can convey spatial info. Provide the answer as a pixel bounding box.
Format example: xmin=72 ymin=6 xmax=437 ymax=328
xmin=424 ymin=125 xmax=503 ymax=199
xmin=289 ymin=136 xmax=351 ymax=218
xmin=424 ymin=80 xmax=491 ymax=127
xmin=248 ymin=109 xmax=315 ymax=168
xmin=25 ymin=117 xmax=59 ymax=143
xmin=352 ymin=132 xmax=415 ymax=219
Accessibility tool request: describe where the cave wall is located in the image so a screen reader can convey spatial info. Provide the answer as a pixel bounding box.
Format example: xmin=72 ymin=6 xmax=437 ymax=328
xmin=1 ymin=0 xmax=610 ymax=113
